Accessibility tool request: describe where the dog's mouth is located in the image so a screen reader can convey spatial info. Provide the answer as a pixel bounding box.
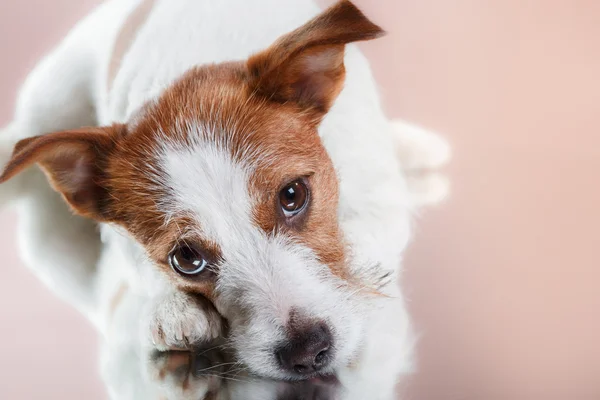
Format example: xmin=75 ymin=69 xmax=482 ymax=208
xmin=308 ymin=373 xmax=339 ymax=386
xmin=282 ymin=368 xmax=340 ymax=386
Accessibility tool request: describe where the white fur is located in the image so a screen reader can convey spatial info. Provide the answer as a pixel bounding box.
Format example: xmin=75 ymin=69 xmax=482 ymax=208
xmin=150 ymin=132 xmax=364 ymax=379
xmin=0 ymin=0 xmax=450 ymax=398
xmin=391 ymin=120 xmax=451 ymax=207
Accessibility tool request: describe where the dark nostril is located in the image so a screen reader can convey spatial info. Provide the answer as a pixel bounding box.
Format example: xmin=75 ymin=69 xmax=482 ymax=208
xmin=276 ymin=321 xmax=333 ymax=375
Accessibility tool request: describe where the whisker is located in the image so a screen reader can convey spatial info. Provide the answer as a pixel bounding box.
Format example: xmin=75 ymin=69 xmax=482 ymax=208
xmin=194 ymin=361 xmax=240 ymax=374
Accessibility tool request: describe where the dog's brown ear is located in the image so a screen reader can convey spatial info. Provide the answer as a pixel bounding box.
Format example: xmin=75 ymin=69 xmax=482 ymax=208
xmin=0 ymin=125 xmax=124 ymax=220
xmin=247 ymin=0 xmax=384 ymax=115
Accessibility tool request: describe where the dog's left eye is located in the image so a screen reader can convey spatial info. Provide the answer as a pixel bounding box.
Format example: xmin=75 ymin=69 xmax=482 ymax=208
xmin=168 ymin=245 xmax=208 ymax=275
xmin=279 ymin=180 xmax=309 ymax=217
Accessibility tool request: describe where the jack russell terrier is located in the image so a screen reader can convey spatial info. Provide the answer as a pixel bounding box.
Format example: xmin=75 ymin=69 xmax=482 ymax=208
xmin=0 ymin=0 xmax=449 ymax=398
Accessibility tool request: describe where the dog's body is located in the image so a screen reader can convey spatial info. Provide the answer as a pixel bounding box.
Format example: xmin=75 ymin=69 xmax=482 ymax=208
xmin=0 ymin=1 xmax=449 ymax=399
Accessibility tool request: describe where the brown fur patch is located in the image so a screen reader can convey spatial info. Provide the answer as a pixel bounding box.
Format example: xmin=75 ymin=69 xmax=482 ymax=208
xmin=0 ymin=0 xmax=385 ymax=295
xmin=130 ymin=62 xmax=346 ymax=278
xmin=97 ymin=56 xmax=347 ymax=290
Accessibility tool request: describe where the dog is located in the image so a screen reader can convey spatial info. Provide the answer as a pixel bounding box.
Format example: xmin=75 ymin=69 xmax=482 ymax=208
xmin=104 ymin=340 xmax=343 ymax=400
xmin=0 ymin=1 xmax=449 ymax=399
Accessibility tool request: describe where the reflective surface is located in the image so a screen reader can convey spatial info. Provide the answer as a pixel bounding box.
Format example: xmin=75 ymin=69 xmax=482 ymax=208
xmin=1 ymin=0 xmax=600 ymax=399
xmin=105 ymin=344 xmax=342 ymax=400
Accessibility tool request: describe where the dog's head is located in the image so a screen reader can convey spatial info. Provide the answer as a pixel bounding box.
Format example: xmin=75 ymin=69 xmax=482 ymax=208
xmin=0 ymin=1 xmax=386 ymax=380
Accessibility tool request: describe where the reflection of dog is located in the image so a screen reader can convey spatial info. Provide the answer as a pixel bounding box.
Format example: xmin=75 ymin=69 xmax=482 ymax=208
xmin=104 ymin=333 xmax=342 ymax=400
xmin=148 ymin=348 xmax=342 ymax=400
xmin=0 ymin=0 xmax=449 ymax=398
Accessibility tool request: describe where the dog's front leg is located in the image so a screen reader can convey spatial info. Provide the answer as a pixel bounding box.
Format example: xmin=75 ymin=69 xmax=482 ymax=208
xmin=101 ymin=285 xmax=227 ymax=400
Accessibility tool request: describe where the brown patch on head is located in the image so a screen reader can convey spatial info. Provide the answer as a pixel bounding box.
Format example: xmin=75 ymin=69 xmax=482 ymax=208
xmin=245 ymin=119 xmax=347 ymax=276
xmin=0 ymin=1 xmax=384 ymax=292
xmin=243 ymin=0 xmax=384 ymax=277
xmin=102 ymin=58 xmax=347 ymax=281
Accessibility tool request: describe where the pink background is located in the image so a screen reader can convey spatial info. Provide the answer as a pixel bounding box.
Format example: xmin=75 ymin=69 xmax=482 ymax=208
xmin=1 ymin=0 xmax=599 ymax=399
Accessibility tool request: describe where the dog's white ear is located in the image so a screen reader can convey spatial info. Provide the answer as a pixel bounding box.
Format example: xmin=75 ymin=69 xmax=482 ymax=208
xmin=0 ymin=125 xmax=124 ymax=219
xmin=247 ymin=0 xmax=384 ymax=115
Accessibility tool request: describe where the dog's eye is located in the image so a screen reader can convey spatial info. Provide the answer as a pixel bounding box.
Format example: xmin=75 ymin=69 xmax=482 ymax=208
xmin=279 ymin=180 xmax=309 ymax=217
xmin=168 ymin=245 xmax=208 ymax=275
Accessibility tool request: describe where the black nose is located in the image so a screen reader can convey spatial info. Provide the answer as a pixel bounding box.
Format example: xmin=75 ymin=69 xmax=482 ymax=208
xmin=276 ymin=322 xmax=333 ymax=375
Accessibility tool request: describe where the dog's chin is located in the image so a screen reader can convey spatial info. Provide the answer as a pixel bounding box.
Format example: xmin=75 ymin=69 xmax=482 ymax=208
xmin=261 ymin=366 xmax=341 ymax=385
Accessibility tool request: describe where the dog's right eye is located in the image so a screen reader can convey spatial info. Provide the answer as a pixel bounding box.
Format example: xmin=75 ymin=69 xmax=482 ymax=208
xmin=168 ymin=245 xmax=208 ymax=276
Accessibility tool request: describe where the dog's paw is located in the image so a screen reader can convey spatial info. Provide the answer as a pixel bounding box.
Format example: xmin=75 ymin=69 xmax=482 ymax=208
xmin=142 ymin=291 xmax=224 ymax=351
